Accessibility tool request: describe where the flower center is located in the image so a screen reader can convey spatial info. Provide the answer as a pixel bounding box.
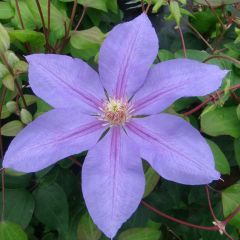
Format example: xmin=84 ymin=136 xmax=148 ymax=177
xmin=101 ymin=98 xmax=131 ymax=126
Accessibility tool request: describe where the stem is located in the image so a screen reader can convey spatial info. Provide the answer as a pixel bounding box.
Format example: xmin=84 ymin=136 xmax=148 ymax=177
xmin=1 ymin=168 xmax=5 ymax=221
xmin=58 ymin=0 xmax=79 ymax=53
xmin=178 ymin=26 xmax=187 ymax=58
xmin=145 ymin=0 xmax=152 ymax=14
xmin=205 ymin=186 xmax=217 ymax=221
xmin=15 ymin=0 xmax=24 ymax=29
xmin=15 ymin=0 xmax=32 ymax=53
xmin=69 ymin=156 xmax=82 ymax=167
xmin=66 ymin=0 xmax=78 ymax=37
xmin=203 ymin=54 xmax=240 ymax=66
xmin=47 ymin=0 xmax=51 ymax=42
xmin=183 ymin=83 xmax=240 ymax=116
xmin=14 ymin=79 xmax=27 ymax=109
xmin=183 ymin=98 xmax=211 ymax=116
xmin=204 ymin=0 xmax=225 ymax=30
xmin=141 ymin=200 xmax=218 ymax=231
xmin=74 ymin=6 xmax=87 ymax=31
xmin=36 ymin=0 xmax=51 ymax=52
xmin=223 ymin=205 xmax=240 ymax=225
xmin=0 ymin=87 xmax=7 ymax=159
xmin=0 ymin=53 xmax=27 ymax=109
xmin=141 ymin=0 xmax=145 ymax=12
xmin=187 ymin=22 xmax=214 ymax=52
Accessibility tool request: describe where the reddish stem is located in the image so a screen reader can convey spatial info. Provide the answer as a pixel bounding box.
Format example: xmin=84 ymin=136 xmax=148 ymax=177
xmin=141 ymin=200 xmax=218 ymax=231
xmin=205 ymin=186 xmax=217 ymax=221
xmin=74 ymin=6 xmax=87 ymax=31
xmin=183 ymin=83 xmax=240 ymax=116
xmin=36 ymin=0 xmax=51 ymax=52
xmin=47 ymin=0 xmax=51 ymax=33
xmin=15 ymin=0 xmax=32 ymax=53
xmin=141 ymin=0 xmax=145 ymax=12
xmin=178 ymin=26 xmax=187 ymax=58
xmin=0 ymin=87 xmax=7 ymax=159
xmin=1 ymin=168 xmax=5 ymax=221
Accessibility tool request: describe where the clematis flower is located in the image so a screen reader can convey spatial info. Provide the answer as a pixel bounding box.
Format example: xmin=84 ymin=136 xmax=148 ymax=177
xmin=3 ymin=14 xmax=227 ymax=238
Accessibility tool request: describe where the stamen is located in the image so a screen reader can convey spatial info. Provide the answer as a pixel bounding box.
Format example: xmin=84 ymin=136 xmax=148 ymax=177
xmin=99 ymin=98 xmax=132 ymax=126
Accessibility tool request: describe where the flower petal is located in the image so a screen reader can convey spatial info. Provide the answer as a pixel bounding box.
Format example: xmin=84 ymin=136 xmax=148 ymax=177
xmin=26 ymin=54 xmax=105 ymax=112
xmin=82 ymin=127 xmax=145 ymax=238
xmin=126 ymin=114 xmax=220 ymax=185
xmin=99 ymin=13 xmax=158 ymax=99
xmin=133 ymin=59 xmax=228 ymax=114
xmin=3 ymin=109 xmax=104 ymax=172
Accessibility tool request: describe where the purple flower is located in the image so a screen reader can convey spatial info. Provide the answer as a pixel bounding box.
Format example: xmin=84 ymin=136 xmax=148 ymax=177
xmin=3 ymin=14 xmax=227 ymax=238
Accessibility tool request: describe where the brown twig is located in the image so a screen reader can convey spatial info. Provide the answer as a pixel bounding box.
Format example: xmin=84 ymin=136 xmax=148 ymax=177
xmin=187 ymin=22 xmax=214 ymax=52
xmin=66 ymin=0 xmax=78 ymax=37
xmin=15 ymin=0 xmax=32 ymax=53
xmin=47 ymin=0 xmax=51 ymax=32
xmin=145 ymin=0 xmax=152 ymax=14
xmin=141 ymin=0 xmax=145 ymax=12
xmin=0 ymin=53 xmax=27 ymax=109
xmin=36 ymin=0 xmax=51 ymax=52
xmin=203 ymin=54 xmax=240 ymax=66
xmin=74 ymin=6 xmax=87 ymax=31
xmin=204 ymin=0 xmax=225 ymax=30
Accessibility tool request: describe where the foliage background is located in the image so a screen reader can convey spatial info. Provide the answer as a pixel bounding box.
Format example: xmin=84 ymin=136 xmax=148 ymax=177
xmin=0 ymin=0 xmax=240 ymax=239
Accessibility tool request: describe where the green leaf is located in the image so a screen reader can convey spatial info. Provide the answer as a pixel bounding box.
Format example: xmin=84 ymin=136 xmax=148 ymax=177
xmin=60 ymin=0 xmax=107 ymax=11
xmin=35 ymin=99 xmax=52 ymax=117
xmin=70 ymin=27 xmax=105 ymax=60
xmin=0 ymin=221 xmax=27 ymax=240
xmin=118 ymin=228 xmax=162 ymax=240
xmin=1 ymin=105 xmax=11 ymax=119
xmin=190 ymin=9 xmax=218 ymax=34
xmin=0 ymin=2 xmax=14 ymax=20
xmin=26 ymin=0 xmax=70 ymax=39
xmin=2 ymin=74 xmax=15 ymax=91
xmin=106 ymin=0 xmax=118 ymax=13
xmin=6 ymin=101 xmax=17 ymax=113
xmin=201 ymin=107 xmax=240 ymax=138
xmin=19 ymin=94 xmax=38 ymax=108
xmin=77 ymin=212 xmax=101 ymax=240
xmin=0 ymin=189 xmax=35 ymax=229
xmin=10 ymin=0 xmax=37 ymax=30
xmin=9 ymin=30 xmax=46 ymax=51
xmin=152 ymin=0 xmax=166 ymax=13
xmin=33 ymin=183 xmax=69 ymax=237
xmin=157 ymin=49 xmax=174 ymax=61
xmin=0 ymin=63 xmax=9 ymax=79
xmin=144 ymin=167 xmax=160 ymax=198
xmin=169 ymin=1 xmax=181 ymax=26
xmin=234 ymin=138 xmax=240 ymax=167
xmin=1 ymin=120 xmax=24 ymax=136
xmin=207 ymin=140 xmax=230 ymax=175
xmin=222 ymin=184 xmax=240 ymax=228
xmin=0 ymin=24 xmax=10 ymax=52
xmin=194 ymin=0 xmax=240 ymax=7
